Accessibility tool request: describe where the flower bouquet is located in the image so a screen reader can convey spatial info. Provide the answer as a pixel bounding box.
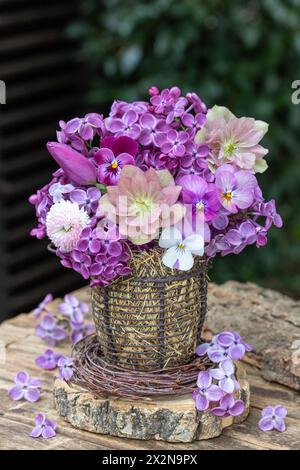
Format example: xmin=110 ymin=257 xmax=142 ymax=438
xmin=30 ymin=86 xmax=282 ymax=370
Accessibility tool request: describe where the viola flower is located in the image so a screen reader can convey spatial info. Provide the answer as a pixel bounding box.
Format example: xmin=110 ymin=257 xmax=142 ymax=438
xmin=58 ymin=293 xmax=89 ymax=318
xmin=58 ymin=356 xmax=74 ymax=381
xmin=8 ymin=371 xmax=41 ymax=403
xmin=196 ymin=105 xmax=269 ymax=173
xmin=35 ymin=349 xmax=61 ymax=370
xmin=70 ymin=187 xmax=101 ymax=214
xmin=65 ymin=113 xmax=104 ymax=140
xmin=99 ymin=165 xmax=184 ymax=245
xmin=210 ymin=359 xmax=239 ymax=394
xmin=30 ymin=413 xmax=57 ymax=439
xmin=193 ymin=371 xmax=223 ymax=411
xmin=94 ymin=136 xmax=138 ymax=185
xmin=49 ymin=182 xmax=75 ymax=203
xmin=226 ymin=221 xmax=257 ymax=254
xmin=259 ymin=405 xmax=287 ymax=432
xmin=211 ymin=394 xmax=245 ymax=418
xmin=159 ymin=227 xmax=204 ymax=271
xmin=105 ymin=110 xmax=141 ymax=139
xmin=33 ymin=293 xmax=53 ymax=318
xmin=178 ymin=174 xmax=220 ymax=222
xmin=215 ymin=165 xmax=257 ymax=213
xmin=35 ymin=314 xmax=67 ymax=346
xmin=160 ymin=129 xmax=189 ymax=157
xmin=46 ymin=200 xmax=90 ymax=252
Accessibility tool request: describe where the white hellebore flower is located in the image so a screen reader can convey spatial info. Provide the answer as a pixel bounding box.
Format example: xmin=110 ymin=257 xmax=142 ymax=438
xmin=46 ymin=200 xmax=90 ymax=252
xmin=159 ymin=227 xmax=204 ymax=271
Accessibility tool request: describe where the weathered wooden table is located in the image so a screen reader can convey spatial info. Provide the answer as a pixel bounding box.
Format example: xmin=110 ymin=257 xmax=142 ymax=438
xmin=0 ymin=282 xmax=299 ymax=450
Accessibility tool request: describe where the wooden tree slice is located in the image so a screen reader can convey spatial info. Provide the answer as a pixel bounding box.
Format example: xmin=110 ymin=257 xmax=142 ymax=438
xmin=54 ymin=363 xmax=249 ymax=443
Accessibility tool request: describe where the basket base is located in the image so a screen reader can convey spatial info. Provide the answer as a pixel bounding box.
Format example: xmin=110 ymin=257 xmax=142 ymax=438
xmin=53 ymin=363 xmax=249 ymax=443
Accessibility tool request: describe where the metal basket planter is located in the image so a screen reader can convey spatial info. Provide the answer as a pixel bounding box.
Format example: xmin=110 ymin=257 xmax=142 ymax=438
xmin=92 ymin=248 xmax=209 ymax=371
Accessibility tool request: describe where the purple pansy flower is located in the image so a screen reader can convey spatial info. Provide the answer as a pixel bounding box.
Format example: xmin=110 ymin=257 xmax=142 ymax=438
xmin=94 ymin=135 xmax=137 ymax=185
xmin=259 ymin=405 xmax=287 ymax=432
xmin=178 ymin=174 xmax=220 ymax=222
xmin=8 ymin=371 xmax=41 ymax=402
xmin=192 ymin=371 xmax=223 ymax=411
xmin=58 ymin=293 xmax=89 ymax=318
xmin=65 ymin=113 xmax=103 ymax=140
xmin=33 ymin=293 xmax=53 ymax=318
xmin=210 ymin=359 xmax=239 ymax=394
xmin=226 ymin=221 xmax=257 ymax=254
xmin=105 ymin=110 xmax=141 ymax=139
xmin=215 ymin=165 xmax=257 ymax=213
xmin=35 ymin=314 xmax=67 ymax=346
xmin=211 ymin=394 xmax=245 ymax=417
xmin=35 ymin=349 xmax=61 ymax=370
xmin=159 ymin=129 xmax=189 ymax=157
xmin=58 ymin=356 xmax=74 ymax=381
xmin=70 ymin=187 xmax=101 ymax=214
xmin=30 ymin=413 xmax=57 ymax=439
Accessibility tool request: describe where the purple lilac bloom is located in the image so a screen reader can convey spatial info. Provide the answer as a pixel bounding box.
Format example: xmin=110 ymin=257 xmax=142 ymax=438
xmin=211 ymin=394 xmax=245 ymax=418
xmin=8 ymin=371 xmax=41 ymax=402
xmin=49 ymin=182 xmax=74 ymax=203
xmin=182 ymin=112 xmax=206 ymax=133
xmin=166 ymin=96 xmax=187 ymax=124
xmin=70 ymin=187 xmax=101 ymax=214
xmin=215 ymin=165 xmax=257 ymax=213
xmin=139 ymin=113 xmax=167 ymax=146
xmin=70 ymin=311 xmax=95 ymax=344
xmin=159 ymin=129 xmax=189 ymax=157
xmin=217 ymin=331 xmax=252 ymax=360
xmin=258 ymin=405 xmax=287 ymax=432
xmin=33 ymin=293 xmax=53 ymax=318
xmin=192 ymin=371 xmax=223 ymax=411
xmin=255 ymin=200 xmax=283 ymax=230
xmin=58 ymin=356 xmax=74 ymax=381
xmin=205 ymin=234 xmax=231 ymax=257
xmin=210 ymin=359 xmax=239 ymax=394
xmin=35 ymin=349 xmax=61 ymax=370
xmin=178 ymin=174 xmax=220 ymax=222
xmin=226 ymin=221 xmax=257 ymax=254
xmin=94 ymin=135 xmax=137 ymax=185
xmin=35 ymin=314 xmax=67 ymax=346
xmin=185 ymin=92 xmax=207 ymax=114
xmin=58 ymin=293 xmax=89 ymax=318
xmin=30 ymin=413 xmax=57 ymax=439
xmin=65 ymin=113 xmax=104 ymax=140
xmin=76 ymin=227 xmax=102 ymax=254
xmin=105 ymin=110 xmax=141 ymax=139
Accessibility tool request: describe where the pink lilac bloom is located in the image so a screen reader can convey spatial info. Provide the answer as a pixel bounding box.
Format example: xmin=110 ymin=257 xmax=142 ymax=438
xmin=105 ymin=110 xmax=141 ymax=139
xmin=35 ymin=349 xmax=61 ymax=370
xmin=70 ymin=187 xmax=101 ymax=214
xmin=65 ymin=113 xmax=104 ymax=140
xmin=192 ymin=371 xmax=223 ymax=411
xmin=211 ymin=394 xmax=245 ymax=418
xmin=58 ymin=356 xmax=74 ymax=381
xmin=8 ymin=371 xmax=41 ymax=402
xmin=258 ymin=405 xmax=287 ymax=432
xmin=226 ymin=221 xmax=257 ymax=254
xmin=215 ymin=165 xmax=257 ymax=213
xmin=58 ymin=293 xmax=89 ymax=318
xmin=35 ymin=314 xmax=67 ymax=346
xmin=30 ymin=413 xmax=57 ymax=439
xmin=210 ymin=359 xmax=239 ymax=394
xmin=33 ymin=293 xmax=53 ymax=318
xmin=178 ymin=174 xmax=220 ymax=222
xmin=94 ymin=135 xmax=137 ymax=185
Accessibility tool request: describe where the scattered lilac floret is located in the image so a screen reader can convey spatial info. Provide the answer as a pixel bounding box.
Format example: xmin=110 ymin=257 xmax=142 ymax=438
xmin=35 ymin=314 xmax=67 ymax=346
xmin=210 ymin=359 xmax=240 ymax=394
xmin=8 ymin=371 xmax=41 ymax=403
xmin=35 ymin=349 xmax=61 ymax=370
xmin=259 ymin=405 xmax=287 ymax=432
xmin=30 ymin=413 xmax=57 ymax=439
xmin=58 ymin=356 xmax=74 ymax=381
xmin=33 ymin=293 xmax=53 ymax=318
xmin=211 ymin=394 xmax=245 ymax=417
xmin=192 ymin=371 xmax=223 ymax=411
xmin=58 ymin=293 xmax=89 ymax=318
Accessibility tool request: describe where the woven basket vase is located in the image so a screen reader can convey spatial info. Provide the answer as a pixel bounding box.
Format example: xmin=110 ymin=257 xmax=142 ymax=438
xmin=91 ymin=248 xmax=209 ymax=371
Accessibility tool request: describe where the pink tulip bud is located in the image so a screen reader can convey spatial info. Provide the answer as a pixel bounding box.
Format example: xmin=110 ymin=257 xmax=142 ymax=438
xmin=47 ymin=142 xmax=97 ymax=186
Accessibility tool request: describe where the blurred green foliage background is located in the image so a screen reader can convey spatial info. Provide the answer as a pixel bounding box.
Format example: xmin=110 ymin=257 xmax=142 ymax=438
xmin=68 ymin=0 xmax=300 ymax=296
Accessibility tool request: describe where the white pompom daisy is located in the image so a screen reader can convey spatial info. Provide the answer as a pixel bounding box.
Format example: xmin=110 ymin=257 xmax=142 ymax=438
xmin=46 ymin=200 xmax=90 ymax=252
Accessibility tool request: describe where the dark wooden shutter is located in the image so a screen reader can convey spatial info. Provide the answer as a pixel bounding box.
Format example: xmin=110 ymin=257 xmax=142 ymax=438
xmin=0 ymin=0 xmax=85 ymax=320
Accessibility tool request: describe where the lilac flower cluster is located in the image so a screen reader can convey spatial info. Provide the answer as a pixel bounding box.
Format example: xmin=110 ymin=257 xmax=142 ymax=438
xmin=193 ymin=331 xmax=252 ymax=416
xmin=29 ymin=85 xmax=282 ymax=284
